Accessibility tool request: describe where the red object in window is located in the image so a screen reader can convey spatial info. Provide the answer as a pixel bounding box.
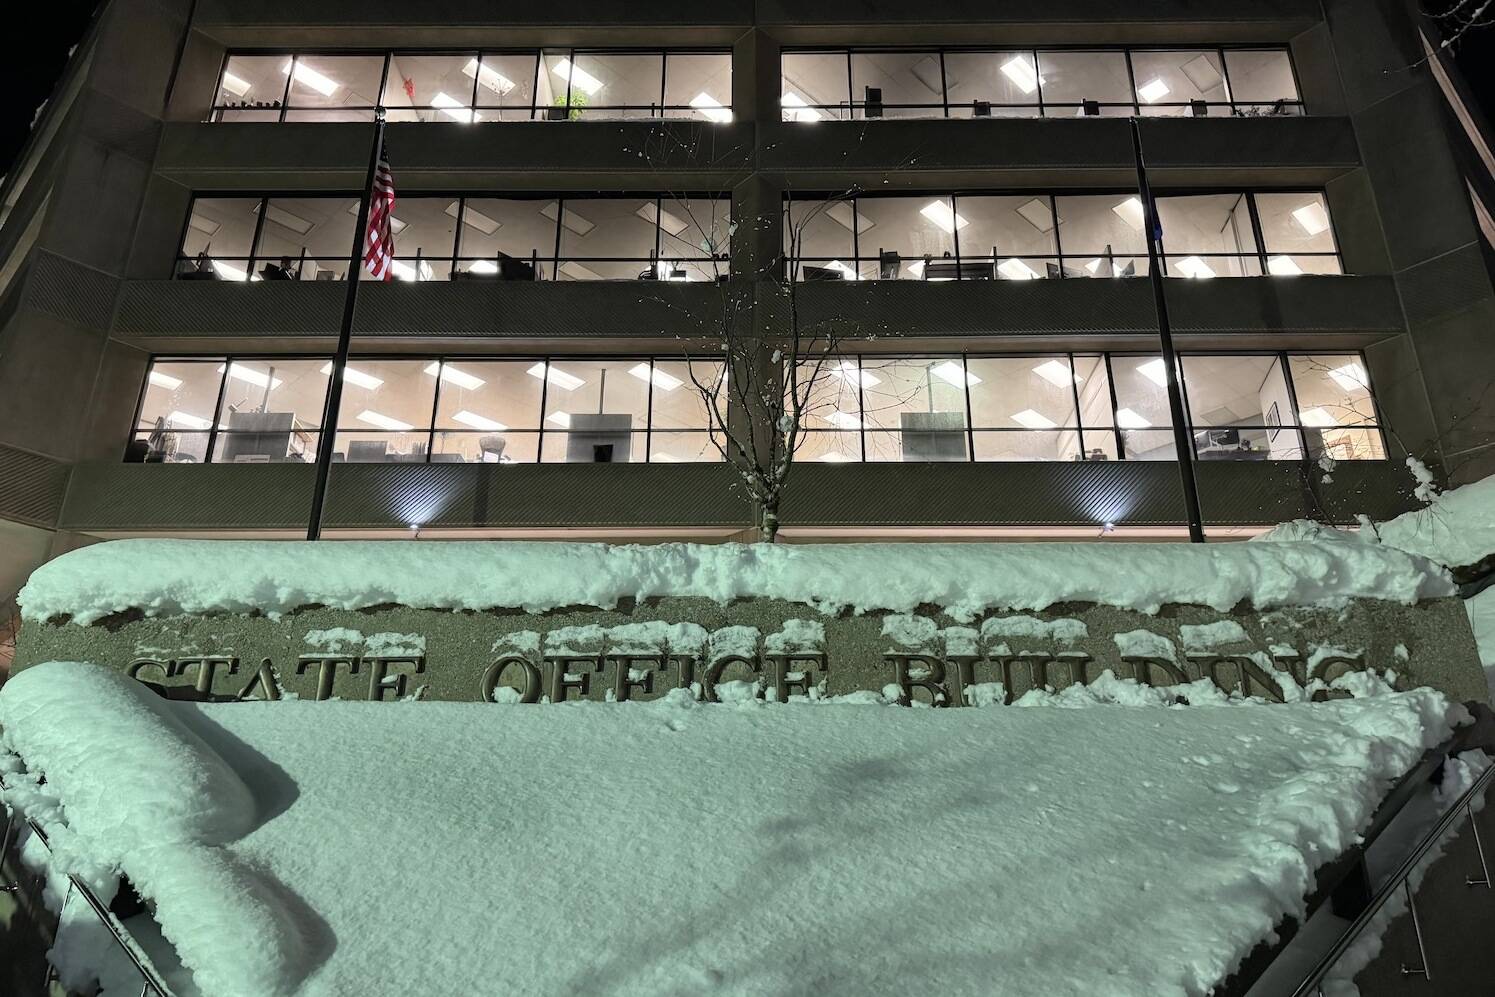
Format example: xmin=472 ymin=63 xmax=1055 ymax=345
xmin=403 ymin=77 xmax=416 ymax=101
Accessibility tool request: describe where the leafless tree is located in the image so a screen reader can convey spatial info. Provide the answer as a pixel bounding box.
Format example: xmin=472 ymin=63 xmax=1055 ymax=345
xmin=1426 ymin=0 xmax=1495 ymax=51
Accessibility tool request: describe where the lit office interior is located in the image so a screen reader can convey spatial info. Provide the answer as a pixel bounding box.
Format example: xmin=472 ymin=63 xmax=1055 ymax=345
xmin=211 ymin=50 xmax=732 ymax=123
xmin=780 ymin=47 xmax=1302 ymax=119
xmin=131 ymin=353 xmax=1383 ymax=464
xmin=786 ymin=190 xmax=1341 ymax=280
xmin=177 ymin=195 xmax=731 ymax=282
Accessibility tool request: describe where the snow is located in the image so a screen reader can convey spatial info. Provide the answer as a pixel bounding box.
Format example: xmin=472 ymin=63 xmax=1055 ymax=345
xmin=1114 ymin=629 xmax=1178 ymax=662
xmin=0 ymin=661 xmax=1469 ymax=997
xmin=1180 ymin=620 xmax=1250 ymax=650
xmin=1376 ymin=472 xmax=1495 ymax=569
xmin=1466 ymin=585 xmax=1495 ymax=699
xmin=18 ymin=537 xmax=1455 ymax=627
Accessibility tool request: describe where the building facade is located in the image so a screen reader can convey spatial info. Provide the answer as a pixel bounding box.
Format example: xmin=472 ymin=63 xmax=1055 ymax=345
xmin=2 ymin=0 xmax=1494 ymax=595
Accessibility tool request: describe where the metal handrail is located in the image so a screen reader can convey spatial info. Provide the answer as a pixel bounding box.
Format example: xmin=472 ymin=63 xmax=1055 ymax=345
xmin=0 ymin=791 xmax=178 ymax=997
xmin=1289 ymin=757 xmax=1495 ymax=996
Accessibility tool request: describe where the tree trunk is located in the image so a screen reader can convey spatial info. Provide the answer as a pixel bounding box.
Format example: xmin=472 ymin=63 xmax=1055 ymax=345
xmin=758 ymin=502 xmax=780 ymax=544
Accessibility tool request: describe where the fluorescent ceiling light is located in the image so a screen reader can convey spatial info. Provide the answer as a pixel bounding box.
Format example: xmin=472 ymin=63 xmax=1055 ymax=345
xmin=1299 ymin=406 xmax=1339 ymax=428
xmin=445 ymin=201 xmax=500 ymax=235
xmin=1292 ymin=201 xmax=1331 ymax=236
xmin=1085 ymin=258 xmax=1104 ymax=274
xmin=1011 ymin=408 xmax=1058 ymax=430
xmin=1137 ymin=358 xmax=1168 ymax=387
xmin=1115 ymin=407 xmax=1152 ymax=429
xmin=920 ymin=200 xmax=968 ymax=234
xmin=541 ymin=201 xmax=595 ymax=236
xmin=452 ymin=410 xmax=507 ymax=431
xmin=828 ymin=201 xmax=874 ymax=234
xmin=1328 ymin=362 xmax=1370 ymax=392
xmin=254 ymin=201 xmax=313 ymax=235
xmin=390 ymin=259 xmax=434 ymax=282
xmin=1001 ymin=55 xmax=1040 ymax=95
xmin=1113 ymin=197 xmax=1146 ymax=231
xmin=907 ymin=259 xmax=925 ymax=278
xmin=462 ymin=58 xmax=516 ymax=96
xmin=826 ymin=260 xmax=860 ymax=281
xmin=423 ymin=362 xmax=485 ymax=391
xmin=930 ymin=360 xmax=980 ymax=387
xmin=356 ymin=410 xmax=413 ymax=432
xmin=552 ymin=58 xmax=603 ymax=96
xmin=780 ymin=92 xmax=822 ymax=122
xmin=1174 ymin=255 xmax=1216 ymax=278
xmin=827 ymin=411 xmax=863 ymax=430
xmin=690 ymin=93 xmax=733 ymax=123
xmin=1137 ymin=78 xmax=1171 ymax=103
xmin=998 ymin=258 xmax=1042 ymax=280
xmin=281 ymin=60 xmax=340 ymax=97
xmin=636 ymin=202 xmax=690 ymax=237
xmin=167 ymin=410 xmax=212 ymax=430
xmin=220 ymin=71 xmax=252 ymax=97
xmin=1033 ymin=359 xmax=1081 ymax=387
xmin=432 ymin=92 xmax=480 ymax=123
xmin=1180 ymin=55 xmax=1224 ymax=93
xmin=546 ymin=411 xmax=572 ymax=428
xmin=629 ymin=363 xmax=683 ymax=392
xmin=558 ymin=261 xmax=603 ymax=281
xmin=1016 ymin=197 xmax=1055 ymax=233
xmin=188 ymin=214 xmax=220 ymax=237
xmin=217 ymin=363 xmax=283 ymax=390
xmin=830 ymin=361 xmax=880 ymax=389
xmin=212 ymin=261 xmax=247 ymax=281
xmin=528 ymin=362 xmax=585 ymax=391
xmin=148 ymin=370 xmax=183 ymax=390
xmin=466 ymin=260 xmax=499 ymax=275
xmin=817 ymin=451 xmax=851 ymax=463
xmin=1267 ymin=255 xmax=1303 ymax=276
xmin=318 ymin=362 xmax=384 ymax=390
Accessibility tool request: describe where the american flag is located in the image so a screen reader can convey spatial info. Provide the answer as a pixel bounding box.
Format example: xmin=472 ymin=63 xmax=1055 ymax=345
xmin=362 ymin=142 xmax=396 ymax=281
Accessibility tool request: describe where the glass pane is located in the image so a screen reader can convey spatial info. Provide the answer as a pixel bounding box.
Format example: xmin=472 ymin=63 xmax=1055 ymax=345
xmin=454 ymin=198 xmax=557 ymax=279
xmin=562 ymin=52 xmax=664 ymax=119
xmin=1112 ymin=356 xmax=1176 ymax=459
xmin=649 ymin=432 xmax=722 ymax=462
xmin=1254 ymin=193 xmax=1337 ymax=256
xmin=556 ymin=198 xmax=659 ymax=279
xmin=432 ymin=361 xmax=545 ymax=433
xmin=958 ymin=196 xmax=1058 ymax=277
xmin=538 ymin=360 xmax=649 ymax=462
xmin=387 ymin=197 xmax=457 ymax=281
xmin=1036 ymin=51 xmax=1133 ymax=111
xmin=784 ymin=199 xmax=855 ymax=275
xmin=433 ymin=430 xmax=539 ymax=464
xmin=474 ymin=52 xmax=540 ymax=119
xmin=1130 ymin=51 xmax=1229 ymax=115
xmin=333 ymin=360 xmax=437 ymax=461
xmin=860 ymin=359 xmax=969 ymax=461
xmin=1155 ymin=193 xmax=1258 ymax=276
xmin=851 ymin=52 xmax=945 ymax=118
xmin=179 ymin=198 xmax=259 ymax=278
xmin=664 ymin=53 xmax=732 ymax=120
xmin=251 ymin=198 xmax=357 ymax=281
xmin=214 ymin=55 xmax=286 ymax=120
xmin=782 ymin=53 xmax=849 ymax=120
xmin=383 ymin=53 xmax=481 ymax=123
xmin=796 ymin=430 xmax=862 ymax=463
xmin=212 ymin=358 xmax=330 ymax=460
xmin=282 ymin=55 xmax=384 ymax=121
xmin=1073 ymin=355 xmax=1118 ymax=463
xmin=971 ymin=431 xmax=1074 ymax=461
xmin=943 ymin=52 xmax=1042 ymax=117
xmin=1053 ymin=195 xmax=1148 ymax=275
xmin=650 ymin=360 xmax=723 ymax=431
xmin=856 ymin=197 xmax=958 ymax=275
xmin=967 ymin=357 xmax=1078 ymax=431
xmin=134 ymin=361 xmax=223 ymax=462
xmin=656 ymin=197 xmax=730 ymax=270
xmin=1181 ymin=355 xmax=1299 ymax=460
xmin=794 ymin=359 xmax=865 ymax=429
xmin=1288 ymin=355 xmax=1380 ymax=426
xmin=1224 ymin=50 xmax=1299 ymax=109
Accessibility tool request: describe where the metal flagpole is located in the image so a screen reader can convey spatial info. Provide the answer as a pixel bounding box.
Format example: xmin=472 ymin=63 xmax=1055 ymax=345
xmin=307 ymin=108 xmax=387 ymax=541
xmin=1129 ymin=117 xmax=1205 ymax=543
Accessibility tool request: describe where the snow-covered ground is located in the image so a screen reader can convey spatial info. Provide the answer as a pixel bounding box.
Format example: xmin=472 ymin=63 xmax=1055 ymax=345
xmin=0 ymin=661 xmax=1470 ymax=997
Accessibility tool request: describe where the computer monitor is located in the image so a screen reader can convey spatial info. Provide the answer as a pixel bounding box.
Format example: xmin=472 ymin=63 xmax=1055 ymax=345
xmin=347 ymin=439 xmax=389 ymax=462
xmin=564 ymin=414 xmax=633 ymax=463
xmin=803 ymin=265 xmax=846 ymax=281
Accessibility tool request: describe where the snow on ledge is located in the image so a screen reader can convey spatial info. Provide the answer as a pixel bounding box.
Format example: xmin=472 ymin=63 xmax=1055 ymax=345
xmin=17 ymin=538 xmax=1455 ymax=626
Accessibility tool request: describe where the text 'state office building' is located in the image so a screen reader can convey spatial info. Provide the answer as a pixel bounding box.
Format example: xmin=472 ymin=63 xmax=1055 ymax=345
xmin=2 ymin=0 xmax=1494 ymax=589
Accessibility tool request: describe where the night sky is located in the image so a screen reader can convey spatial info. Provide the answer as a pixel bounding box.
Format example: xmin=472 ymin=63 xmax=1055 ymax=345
xmin=2 ymin=9 xmax=1495 ymax=179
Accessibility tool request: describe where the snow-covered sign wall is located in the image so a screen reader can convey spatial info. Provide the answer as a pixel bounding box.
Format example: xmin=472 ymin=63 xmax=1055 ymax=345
xmin=10 ymin=539 xmax=1489 ymax=705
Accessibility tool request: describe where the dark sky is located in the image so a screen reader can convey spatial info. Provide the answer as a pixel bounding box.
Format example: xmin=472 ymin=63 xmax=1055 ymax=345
xmin=2 ymin=9 xmax=1495 ymax=180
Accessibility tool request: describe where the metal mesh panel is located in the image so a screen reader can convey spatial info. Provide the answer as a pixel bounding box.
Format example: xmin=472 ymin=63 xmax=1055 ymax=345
xmin=24 ymin=252 xmax=118 ymax=331
xmin=0 ymin=444 xmax=70 ymax=528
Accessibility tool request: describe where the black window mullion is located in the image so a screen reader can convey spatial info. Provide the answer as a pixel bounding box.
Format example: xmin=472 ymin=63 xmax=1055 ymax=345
xmin=644 ymin=358 xmax=656 ymax=461
xmin=1217 ymin=48 xmax=1234 ymax=112
xmin=939 ymin=51 xmax=950 ymax=118
xmin=204 ymin=357 xmax=233 ymax=463
xmin=950 ymin=193 xmax=962 ymax=276
xmin=565 ymin=48 xmax=576 ymax=116
xmin=1103 ymin=353 xmax=1126 ymax=459
xmin=1068 ymin=352 xmax=1087 ymax=459
xmin=856 ymin=355 xmax=867 ymax=461
xmin=1123 ymin=49 xmax=1141 ymax=116
xmin=850 ymin=197 xmax=861 ymax=272
xmin=376 ymin=54 xmax=391 ymax=117
xmin=845 ymin=51 xmax=854 ymax=120
xmin=210 ymin=51 xmax=231 ymax=121
xmin=126 ymin=362 xmax=158 ymax=459
xmin=452 ymin=197 xmax=467 ymax=273
xmin=1277 ymin=350 xmax=1310 ymax=463
xmin=1047 ymin=196 xmax=1064 ymax=276
xmin=535 ymin=355 xmax=551 ymax=460
xmin=654 ymin=196 xmax=664 ymax=272
xmin=424 ymin=358 xmax=442 ymax=463
xmin=1244 ymin=192 xmax=1270 ymax=274
xmin=1175 ymin=353 xmax=1198 ymax=461
xmin=1034 ymin=51 xmax=1046 ymax=118
xmin=659 ymin=51 xmax=668 ymax=118
xmin=468 ymin=51 xmax=482 ymax=113
xmin=552 ymin=197 xmax=565 ymax=279
xmin=279 ymin=55 xmax=298 ymax=123
xmin=247 ymin=196 xmax=271 ymax=276
xmin=530 ymin=49 xmax=542 ymax=120
xmin=963 ymin=353 xmax=975 ymax=461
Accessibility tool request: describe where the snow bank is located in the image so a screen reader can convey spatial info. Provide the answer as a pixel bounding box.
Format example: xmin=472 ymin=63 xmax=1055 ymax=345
xmin=18 ymin=537 xmax=1454 ymax=626
xmin=0 ymin=661 xmax=1468 ymax=997
xmin=1377 ymin=473 xmax=1495 ymax=569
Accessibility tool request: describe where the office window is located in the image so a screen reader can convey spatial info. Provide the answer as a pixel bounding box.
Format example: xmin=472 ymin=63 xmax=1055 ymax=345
xmin=663 ymin=53 xmax=733 ymax=121
xmin=1156 ymin=194 xmax=1261 ymax=277
xmin=1130 ymin=51 xmax=1229 ymax=117
xmin=1072 ymin=355 xmax=1120 ymax=460
xmin=430 ymin=361 xmax=545 ymax=463
xmin=249 ymin=198 xmax=359 ymax=281
xmin=1223 ymin=50 xmax=1301 ymax=114
xmin=657 ymin=196 xmax=732 ymax=281
xmin=209 ymin=359 xmax=330 ymax=463
xmin=132 ymin=360 xmax=227 ymax=462
xmin=178 ymin=198 xmax=258 ymax=279
xmin=857 ymin=196 xmax=958 ymax=277
xmin=471 ymin=52 xmax=541 ymax=120
xmin=1036 ymin=51 xmax=1133 ymax=115
xmin=540 ymin=360 xmax=649 ymax=461
xmin=1110 ymin=356 xmax=1177 ymax=460
xmin=1052 ymin=195 xmax=1150 ymax=277
xmin=851 ymin=51 xmax=945 ymax=119
xmin=453 ymin=198 xmax=556 ymax=281
xmin=968 ymin=357 xmax=1086 ymax=461
xmin=281 ymin=55 xmax=385 ymax=122
xmin=943 ymin=52 xmax=1042 ymax=117
xmin=386 ymin=197 xmax=458 ymax=282
xmin=1180 ymin=355 xmax=1298 ymax=459
xmin=859 ymin=358 xmax=969 ymax=461
xmin=555 ymin=198 xmax=664 ymax=280
xmin=383 ymin=53 xmax=482 ymax=123
xmin=784 ymin=198 xmax=856 ymax=279
xmin=1286 ymin=355 xmax=1385 ymax=460
xmin=213 ymin=55 xmax=289 ymax=121
xmin=781 ymin=52 xmax=850 ymax=120
xmin=334 ymin=360 xmax=438 ymax=462
xmin=540 ymin=51 xmax=663 ymax=120
xmin=959 ymin=195 xmax=1059 ymax=279
xmin=1253 ymin=193 xmax=1342 ymax=275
